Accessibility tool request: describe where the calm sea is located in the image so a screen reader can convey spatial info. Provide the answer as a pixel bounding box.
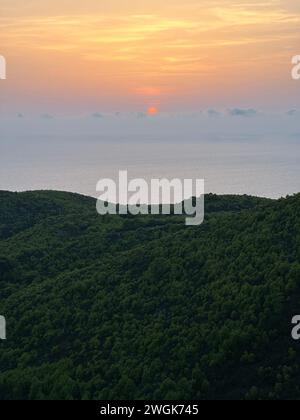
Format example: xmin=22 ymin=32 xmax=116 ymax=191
xmin=1 ymin=134 xmax=300 ymax=199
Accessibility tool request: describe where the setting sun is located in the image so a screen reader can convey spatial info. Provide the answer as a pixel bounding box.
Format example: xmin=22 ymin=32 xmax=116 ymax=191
xmin=147 ymin=106 xmax=158 ymax=116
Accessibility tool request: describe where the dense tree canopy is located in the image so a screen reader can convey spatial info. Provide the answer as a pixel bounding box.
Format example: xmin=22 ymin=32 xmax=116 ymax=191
xmin=0 ymin=190 xmax=299 ymax=400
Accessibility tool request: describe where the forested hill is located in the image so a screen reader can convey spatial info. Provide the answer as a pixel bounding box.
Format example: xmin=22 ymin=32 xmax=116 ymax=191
xmin=0 ymin=190 xmax=300 ymax=400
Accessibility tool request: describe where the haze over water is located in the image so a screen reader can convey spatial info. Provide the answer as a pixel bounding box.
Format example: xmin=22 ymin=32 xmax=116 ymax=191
xmin=1 ymin=113 xmax=300 ymax=199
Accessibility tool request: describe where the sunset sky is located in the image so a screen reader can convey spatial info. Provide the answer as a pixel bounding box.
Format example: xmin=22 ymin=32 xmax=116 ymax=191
xmin=1 ymin=0 xmax=300 ymax=115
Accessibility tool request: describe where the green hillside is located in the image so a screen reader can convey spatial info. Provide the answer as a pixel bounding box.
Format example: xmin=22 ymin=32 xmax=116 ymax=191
xmin=0 ymin=190 xmax=300 ymax=400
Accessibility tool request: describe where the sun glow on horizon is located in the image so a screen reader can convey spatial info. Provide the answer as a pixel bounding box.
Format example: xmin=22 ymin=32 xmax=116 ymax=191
xmin=147 ymin=106 xmax=158 ymax=116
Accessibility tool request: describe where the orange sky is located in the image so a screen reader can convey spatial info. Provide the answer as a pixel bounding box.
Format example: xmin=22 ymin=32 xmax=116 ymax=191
xmin=1 ymin=0 xmax=300 ymax=113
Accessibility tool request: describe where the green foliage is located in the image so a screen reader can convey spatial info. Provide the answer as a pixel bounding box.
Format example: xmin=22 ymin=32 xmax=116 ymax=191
xmin=0 ymin=190 xmax=300 ymax=400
